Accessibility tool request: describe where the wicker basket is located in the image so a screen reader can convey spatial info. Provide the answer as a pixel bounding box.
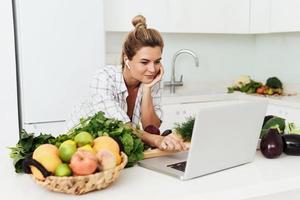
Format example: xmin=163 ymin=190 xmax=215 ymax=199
xmin=32 ymin=152 xmax=127 ymax=195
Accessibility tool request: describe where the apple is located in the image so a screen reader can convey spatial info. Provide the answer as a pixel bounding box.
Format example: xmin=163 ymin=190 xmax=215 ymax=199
xmin=59 ymin=140 xmax=77 ymax=162
xmin=69 ymin=150 xmax=98 ymax=176
xmin=55 ymin=163 xmax=72 ymax=177
xmin=74 ymin=131 xmax=93 ymax=147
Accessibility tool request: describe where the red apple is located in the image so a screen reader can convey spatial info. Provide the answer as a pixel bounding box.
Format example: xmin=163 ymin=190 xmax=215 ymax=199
xmin=69 ymin=150 xmax=98 ymax=176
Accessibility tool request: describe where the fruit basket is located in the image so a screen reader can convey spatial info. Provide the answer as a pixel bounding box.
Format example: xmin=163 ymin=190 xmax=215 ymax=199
xmin=31 ymin=152 xmax=127 ymax=195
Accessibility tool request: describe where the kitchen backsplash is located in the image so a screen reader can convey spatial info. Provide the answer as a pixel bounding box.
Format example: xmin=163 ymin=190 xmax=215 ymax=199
xmin=106 ymin=32 xmax=300 ymax=93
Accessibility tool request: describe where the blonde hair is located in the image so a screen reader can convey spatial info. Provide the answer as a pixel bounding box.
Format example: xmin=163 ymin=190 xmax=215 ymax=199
xmin=121 ymin=15 xmax=164 ymax=68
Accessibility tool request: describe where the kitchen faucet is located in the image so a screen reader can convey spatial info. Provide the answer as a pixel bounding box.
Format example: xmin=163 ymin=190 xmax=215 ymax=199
xmin=164 ymin=49 xmax=199 ymax=94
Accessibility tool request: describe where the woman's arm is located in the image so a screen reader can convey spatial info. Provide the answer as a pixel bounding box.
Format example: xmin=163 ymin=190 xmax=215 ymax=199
xmin=140 ymin=66 xmax=164 ymax=129
xmin=140 ymin=86 xmax=161 ymax=128
xmin=131 ymin=125 xmax=187 ymax=151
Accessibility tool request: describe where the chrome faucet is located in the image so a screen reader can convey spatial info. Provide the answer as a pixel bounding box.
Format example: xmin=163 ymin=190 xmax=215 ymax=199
xmin=164 ymin=49 xmax=199 ymax=94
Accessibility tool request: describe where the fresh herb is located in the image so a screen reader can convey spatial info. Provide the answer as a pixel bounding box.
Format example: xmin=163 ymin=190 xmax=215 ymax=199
xmin=9 ymin=130 xmax=54 ymax=173
xmin=228 ymin=79 xmax=262 ymax=94
xmin=174 ymin=117 xmax=195 ymax=142
xmin=69 ymin=111 xmax=145 ymax=167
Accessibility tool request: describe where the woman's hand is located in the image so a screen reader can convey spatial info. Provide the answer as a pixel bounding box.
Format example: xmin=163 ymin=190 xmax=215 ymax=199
xmin=143 ymin=65 xmax=164 ymax=88
xmin=156 ymin=134 xmax=188 ymax=152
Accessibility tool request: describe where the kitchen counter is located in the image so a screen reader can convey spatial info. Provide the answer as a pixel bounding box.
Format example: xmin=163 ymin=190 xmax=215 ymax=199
xmin=1 ymin=147 xmax=300 ymax=200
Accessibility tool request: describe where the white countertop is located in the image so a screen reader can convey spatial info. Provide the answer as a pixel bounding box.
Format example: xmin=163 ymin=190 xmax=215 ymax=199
xmin=1 ymin=147 xmax=300 ymax=200
xmin=3 ymin=92 xmax=300 ymax=200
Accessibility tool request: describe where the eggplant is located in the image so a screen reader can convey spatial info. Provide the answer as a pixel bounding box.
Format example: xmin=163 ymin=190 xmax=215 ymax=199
xmin=144 ymin=125 xmax=160 ymax=135
xmin=260 ymin=128 xmax=283 ymax=159
xmin=161 ymin=129 xmax=172 ymax=136
xmin=282 ymin=134 xmax=300 ymax=155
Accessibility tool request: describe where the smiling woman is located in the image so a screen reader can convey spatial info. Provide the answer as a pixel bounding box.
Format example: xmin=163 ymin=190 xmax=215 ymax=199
xmin=69 ymin=15 xmax=187 ymax=152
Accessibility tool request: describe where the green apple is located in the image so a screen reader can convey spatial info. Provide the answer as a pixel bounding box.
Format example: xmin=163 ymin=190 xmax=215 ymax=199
xmin=59 ymin=140 xmax=77 ymax=162
xmin=74 ymin=132 xmax=93 ymax=147
xmin=55 ymin=163 xmax=72 ymax=177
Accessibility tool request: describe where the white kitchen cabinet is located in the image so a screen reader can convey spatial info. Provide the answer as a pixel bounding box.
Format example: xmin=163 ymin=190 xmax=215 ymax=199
xmin=104 ymin=0 xmax=250 ymax=33
xmin=250 ymin=0 xmax=271 ymax=33
xmin=269 ymin=0 xmax=300 ymax=32
xmin=250 ymin=0 xmax=300 ymax=33
xmin=168 ymin=0 xmax=250 ymax=33
xmin=104 ymin=0 xmax=171 ymax=32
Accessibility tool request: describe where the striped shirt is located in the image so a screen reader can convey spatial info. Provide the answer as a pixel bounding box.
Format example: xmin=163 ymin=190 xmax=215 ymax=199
xmin=68 ymin=65 xmax=162 ymax=128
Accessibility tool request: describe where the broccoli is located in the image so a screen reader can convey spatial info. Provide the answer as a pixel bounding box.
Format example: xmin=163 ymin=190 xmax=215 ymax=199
xmin=266 ymin=77 xmax=283 ymax=89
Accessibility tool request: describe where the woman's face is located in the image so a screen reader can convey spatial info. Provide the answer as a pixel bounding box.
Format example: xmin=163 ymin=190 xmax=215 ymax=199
xmin=126 ymin=46 xmax=162 ymax=84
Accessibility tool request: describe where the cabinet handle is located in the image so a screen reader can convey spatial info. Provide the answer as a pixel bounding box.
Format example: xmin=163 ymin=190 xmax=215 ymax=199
xmin=24 ymin=120 xmax=66 ymax=125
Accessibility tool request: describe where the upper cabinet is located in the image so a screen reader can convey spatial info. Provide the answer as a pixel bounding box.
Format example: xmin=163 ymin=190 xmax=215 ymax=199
xmin=250 ymin=0 xmax=270 ymax=33
xmin=105 ymin=0 xmax=300 ymax=34
xmin=250 ymin=0 xmax=300 ymax=33
xmin=270 ymin=0 xmax=300 ymax=32
xmin=104 ymin=0 xmax=250 ymax=33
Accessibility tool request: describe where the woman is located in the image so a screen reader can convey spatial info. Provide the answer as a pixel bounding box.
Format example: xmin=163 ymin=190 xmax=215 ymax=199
xmin=71 ymin=15 xmax=186 ymax=151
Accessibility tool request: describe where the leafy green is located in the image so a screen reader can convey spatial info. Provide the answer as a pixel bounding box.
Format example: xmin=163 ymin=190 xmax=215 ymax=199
xmin=263 ymin=117 xmax=285 ymax=132
xmin=10 ymin=112 xmax=145 ymax=173
xmin=174 ymin=117 xmax=195 ymax=142
xmin=285 ymin=122 xmax=300 ymax=134
xmin=228 ymin=80 xmax=262 ymax=94
xmin=9 ymin=130 xmax=54 ymax=173
xmin=70 ymin=111 xmax=145 ymax=167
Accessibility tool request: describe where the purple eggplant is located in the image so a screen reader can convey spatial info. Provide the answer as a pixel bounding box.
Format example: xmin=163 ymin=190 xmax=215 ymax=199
xmin=144 ymin=125 xmax=160 ymax=135
xmin=260 ymin=128 xmax=283 ymax=158
xmin=282 ymin=134 xmax=300 ymax=155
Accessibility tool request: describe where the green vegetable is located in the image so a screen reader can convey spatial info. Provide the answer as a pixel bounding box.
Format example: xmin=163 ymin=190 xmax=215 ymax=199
xmin=266 ymin=77 xmax=283 ymax=89
xmin=285 ymin=123 xmax=300 ymax=134
xmin=10 ymin=112 xmax=145 ymax=173
xmin=174 ymin=117 xmax=195 ymax=142
xmin=263 ymin=117 xmax=285 ymax=132
xmin=9 ymin=130 xmax=54 ymax=173
xmin=260 ymin=116 xmax=286 ymax=138
xmin=227 ymin=79 xmax=262 ymax=94
xmin=70 ymin=111 xmax=144 ymax=167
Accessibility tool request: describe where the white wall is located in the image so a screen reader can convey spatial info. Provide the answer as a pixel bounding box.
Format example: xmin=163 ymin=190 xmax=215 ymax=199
xmin=0 ymin=0 xmax=19 ymax=147
xmin=106 ymin=32 xmax=300 ymax=93
xmin=255 ymin=33 xmax=300 ymax=92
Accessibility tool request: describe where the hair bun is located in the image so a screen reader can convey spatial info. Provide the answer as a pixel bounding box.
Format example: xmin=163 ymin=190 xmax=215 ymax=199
xmin=132 ymin=15 xmax=147 ymax=29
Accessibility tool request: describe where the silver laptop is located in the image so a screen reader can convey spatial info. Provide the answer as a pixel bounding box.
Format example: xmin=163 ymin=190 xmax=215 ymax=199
xmin=138 ymin=99 xmax=268 ymax=180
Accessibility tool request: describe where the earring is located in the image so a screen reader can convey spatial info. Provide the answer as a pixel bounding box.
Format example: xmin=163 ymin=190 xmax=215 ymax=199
xmin=125 ymin=60 xmax=131 ymax=70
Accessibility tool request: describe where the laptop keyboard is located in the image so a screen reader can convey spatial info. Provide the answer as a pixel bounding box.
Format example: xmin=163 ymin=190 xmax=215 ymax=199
xmin=167 ymin=161 xmax=187 ymax=172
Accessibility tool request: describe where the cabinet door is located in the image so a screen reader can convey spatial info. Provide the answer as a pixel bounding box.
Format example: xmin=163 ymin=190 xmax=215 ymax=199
xmin=170 ymin=0 xmax=250 ymax=33
xmin=250 ymin=0 xmax=271 ymax=33
xmin=270 ymin=0 xmax=300 ymax=32
xmin=104 ymin=0 xmax=171 ymax=32
xmin=104 ymin=0 xmax=250 ymax=33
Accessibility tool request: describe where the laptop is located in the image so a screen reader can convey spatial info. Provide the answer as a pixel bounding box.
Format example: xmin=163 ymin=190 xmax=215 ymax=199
xmin=138 ymin=98 xmax=268 ymax=180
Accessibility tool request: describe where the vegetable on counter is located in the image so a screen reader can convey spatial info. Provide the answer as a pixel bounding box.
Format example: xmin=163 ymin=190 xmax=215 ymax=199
xmin=9 ymin=112 xmax=145 ymax=173
xmin=260 ymin=128 xmax=283 ymax=159
xmin=174 ymin=117 xmax=195 ymax=142
xmin=282 ymin=134 xmax=300 ymax=155
xmin=227 ymin=75 xmax=284 ymax=95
